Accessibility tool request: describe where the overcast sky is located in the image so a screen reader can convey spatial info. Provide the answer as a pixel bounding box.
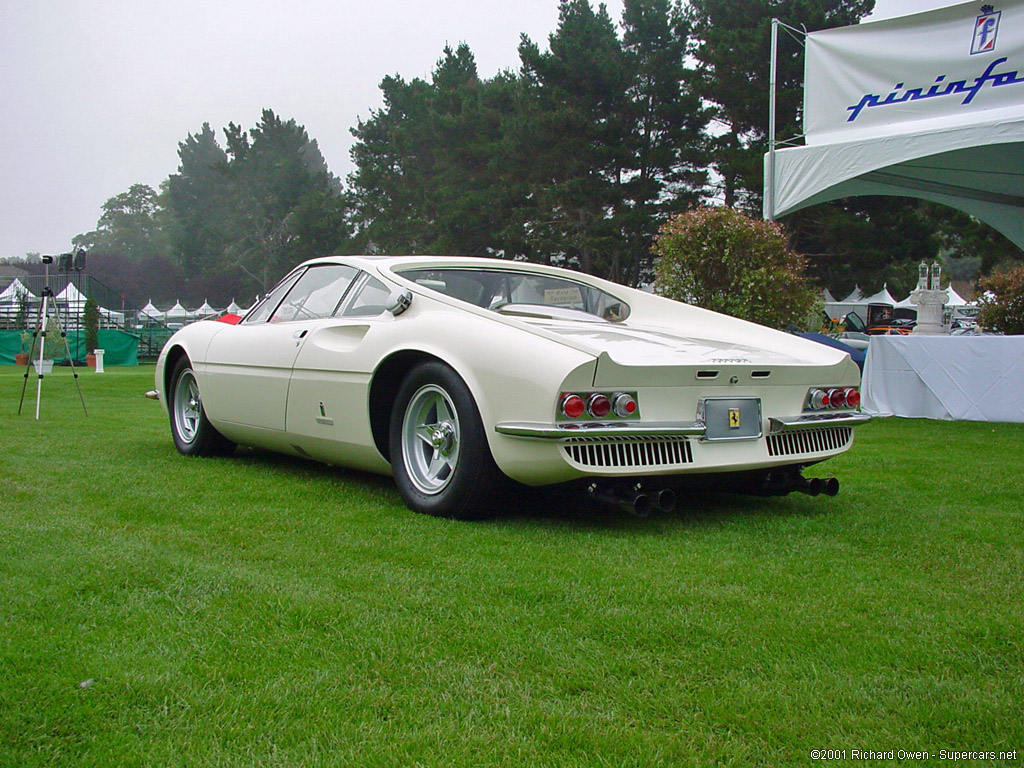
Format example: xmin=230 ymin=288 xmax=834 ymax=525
xmin=0 ymin=0 xmax=951 ymax=260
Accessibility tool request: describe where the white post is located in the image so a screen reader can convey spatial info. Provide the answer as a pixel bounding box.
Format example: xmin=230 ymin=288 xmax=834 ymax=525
xmin=94 ymin=349 xmax=105 ymax=374
xmin=765 ymin=18 xmax=779 ymax=221
xmin=34 ymin=291 xmax=49 ymax=420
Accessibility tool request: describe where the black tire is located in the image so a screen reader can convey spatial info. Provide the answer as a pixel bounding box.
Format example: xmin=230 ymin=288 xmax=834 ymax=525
xmin=389 ymin=361 xmax=503 ymax=519
xmin=168 ymin=356 xmax=235 ymax=457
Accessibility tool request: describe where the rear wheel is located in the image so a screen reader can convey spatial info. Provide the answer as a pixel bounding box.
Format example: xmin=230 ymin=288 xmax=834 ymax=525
xmin=390 ymin=361 xmax=502 ymax=519
xmin=169 ymin=356 xmax=235 ymax=457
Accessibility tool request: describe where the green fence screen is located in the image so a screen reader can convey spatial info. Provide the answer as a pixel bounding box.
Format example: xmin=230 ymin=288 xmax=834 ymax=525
xmin=0 ymin=329 xmax=140 ymax=366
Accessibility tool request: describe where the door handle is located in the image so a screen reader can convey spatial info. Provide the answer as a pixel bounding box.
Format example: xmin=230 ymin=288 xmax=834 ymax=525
xmin=292 ymin=330 xmax=308 ymax=339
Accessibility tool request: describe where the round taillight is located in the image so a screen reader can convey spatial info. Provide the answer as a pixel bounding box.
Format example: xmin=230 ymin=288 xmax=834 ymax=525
xmin=612 ymin=393 xmax=637 ymax=418
xmin=809 ymin=389 xmax=829 ymax=410
xmin=844 ymin=387 xmax=861 ymax=408
xmin=561 ymin=394 xmax=585 ymax=419
xmin=827 ymin=388 xmax=847 ymax=408
xmin=587 ymin=393 xmax=612 ymax=418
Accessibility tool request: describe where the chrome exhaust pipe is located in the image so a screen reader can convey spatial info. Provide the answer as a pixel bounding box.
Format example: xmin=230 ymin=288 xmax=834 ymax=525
xmin=656 ymin=488 xmax=676 ymax=513
xmin=794 ymin=476 xmax=820 ymax=496
xmin=794 ymin=476 xmax=840 ymax=497
xmin=588 ymin=485 xmax=652 ymax=517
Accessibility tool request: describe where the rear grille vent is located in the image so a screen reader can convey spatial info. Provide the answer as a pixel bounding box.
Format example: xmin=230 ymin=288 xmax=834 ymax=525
xmin=564 ymin=438 xmax=693 ymax=468
xmin=767 ymin=427 xmax=852 ymax=457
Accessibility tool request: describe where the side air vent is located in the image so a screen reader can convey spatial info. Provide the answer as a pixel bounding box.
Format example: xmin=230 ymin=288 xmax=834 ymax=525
xmin=767 ymin=427 xmax=852 ymax=457
xmin=564 ymin=438 xmax=693 ymax=469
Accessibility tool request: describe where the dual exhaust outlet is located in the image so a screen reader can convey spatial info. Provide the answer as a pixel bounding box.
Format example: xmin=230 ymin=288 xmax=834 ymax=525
xmin=588 ymin=484 xmax=676 ymax=518
xmin=589 ymin=473 xmax=839 ymax=516
xmin=793 ymin=476 xmax=840 ymax=497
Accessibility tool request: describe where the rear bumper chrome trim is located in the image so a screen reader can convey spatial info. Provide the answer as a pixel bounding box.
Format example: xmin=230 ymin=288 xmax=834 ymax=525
xmin=495 ymin=421 xmax=707 ymax=441
xmin=768 ymin=412 xmax=872 ymax=434
xmin=496 ymin=412 xmax=871 ymax=441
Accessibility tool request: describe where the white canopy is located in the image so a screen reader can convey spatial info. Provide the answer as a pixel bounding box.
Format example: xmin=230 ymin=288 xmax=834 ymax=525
xmin=139 ymin=300 xmax=164 ymax=319
xmin=841 ymin=287 xmax=863 ymax=303
xmin=55 ymin=282 xmax=89 ymax=311
xmin=946 ymin=284 xmax=969 ymax=306
xmin=0 ymin=278 xmax=37 ymax=303
xmin=766 ymin=0 xmax=1024 ymax=250
xmin=165 ymin=301 xmax=190 ymax=321
xmin=895 ymin=292 xmax=916 ymax=309
xmin=53 ymin=282 xmax=125 ymax=324
xmin=195 ymin=300 xmax=217 ymax=318
xmin=861 ymin=285 xmax=897 ymax=305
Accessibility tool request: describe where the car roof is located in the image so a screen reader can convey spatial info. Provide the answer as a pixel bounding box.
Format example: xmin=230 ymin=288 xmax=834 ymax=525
xmin=300 ymin=254 xmax=611 ymax=285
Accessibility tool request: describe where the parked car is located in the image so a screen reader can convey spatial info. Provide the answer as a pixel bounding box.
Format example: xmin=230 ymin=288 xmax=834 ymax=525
xmin=150 ymin=256 xmax=869 ymax=519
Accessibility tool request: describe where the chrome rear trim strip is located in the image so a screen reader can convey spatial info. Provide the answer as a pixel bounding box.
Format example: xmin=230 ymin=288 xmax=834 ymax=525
xmin=768 ymin=412 xmax=872 ymax=434
xmin=495 ymin=421 xmax=707 ymax=441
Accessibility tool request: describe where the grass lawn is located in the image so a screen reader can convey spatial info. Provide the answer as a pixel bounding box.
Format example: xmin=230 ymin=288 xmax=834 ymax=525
xmin=1 ymin=367 xmax=1022 ymax=767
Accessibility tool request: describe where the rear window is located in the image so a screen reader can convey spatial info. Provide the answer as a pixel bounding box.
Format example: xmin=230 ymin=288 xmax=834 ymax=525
xmin=398 ymin=267 xmax=630 ymax=323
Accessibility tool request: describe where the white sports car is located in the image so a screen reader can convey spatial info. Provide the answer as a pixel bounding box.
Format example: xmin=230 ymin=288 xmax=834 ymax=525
xmin=151 ymin=255 xmax=869 ymax=519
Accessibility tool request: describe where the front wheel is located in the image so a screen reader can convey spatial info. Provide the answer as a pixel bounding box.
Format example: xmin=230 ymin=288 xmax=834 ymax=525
xmin=169 ymin=356 xmax=235 ymax=457
xmin=390 ymin=361 xmax=503 ymax=519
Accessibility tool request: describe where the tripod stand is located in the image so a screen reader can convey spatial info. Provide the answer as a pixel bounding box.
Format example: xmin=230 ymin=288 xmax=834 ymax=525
xmin=18 ymin=284 xmax=88 ymax=420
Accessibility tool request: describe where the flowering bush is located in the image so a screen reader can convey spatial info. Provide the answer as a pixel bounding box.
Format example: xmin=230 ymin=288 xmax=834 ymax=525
xmin=977 ymin=264 xmax=1024 ymax=335
xmin=653 ymin=206 xmax=819 ymax=329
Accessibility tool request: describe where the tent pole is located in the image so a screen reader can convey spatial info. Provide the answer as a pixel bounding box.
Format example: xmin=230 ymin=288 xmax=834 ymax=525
xmin=766 ymin=17 xmax=779 ymax=221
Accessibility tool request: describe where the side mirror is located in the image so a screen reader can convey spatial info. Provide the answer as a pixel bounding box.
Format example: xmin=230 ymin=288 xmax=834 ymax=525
xmin=386 ymin=289 xmax=412 ymax=316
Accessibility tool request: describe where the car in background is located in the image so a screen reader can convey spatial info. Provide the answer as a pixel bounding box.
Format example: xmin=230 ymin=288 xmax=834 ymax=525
xmin=151 ymin=255 xmax=869 ymax=519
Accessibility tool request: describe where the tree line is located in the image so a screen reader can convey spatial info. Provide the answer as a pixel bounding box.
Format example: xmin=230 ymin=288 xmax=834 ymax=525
xmin=46 ymin=0 xmax=1020 ymax=307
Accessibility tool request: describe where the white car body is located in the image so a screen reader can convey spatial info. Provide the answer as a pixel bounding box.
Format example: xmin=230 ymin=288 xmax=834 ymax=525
xmin=154 ymin=255 xmax=868 ymax=518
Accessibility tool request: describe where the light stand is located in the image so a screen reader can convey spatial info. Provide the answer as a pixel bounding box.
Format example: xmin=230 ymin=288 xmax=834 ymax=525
xmin=17 ymin=255 xmax=88 ymax=419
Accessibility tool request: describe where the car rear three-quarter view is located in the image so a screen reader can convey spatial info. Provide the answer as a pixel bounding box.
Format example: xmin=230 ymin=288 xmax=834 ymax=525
xmin=152 ymin=255 xmax=870 ymax=520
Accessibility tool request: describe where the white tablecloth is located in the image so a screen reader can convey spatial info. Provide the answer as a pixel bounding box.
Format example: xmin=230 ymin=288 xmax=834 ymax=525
xmin=862 ymin=335 xmax=1024 ymax=422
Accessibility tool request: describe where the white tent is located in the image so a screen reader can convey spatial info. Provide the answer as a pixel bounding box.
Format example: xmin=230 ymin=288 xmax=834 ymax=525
xmin=195 ymin=300 xmax=218 ymax=318
xmin=0 ymin=278 xmax=36 ymax=323
xmin=55 ymin=282 xmax=89 ymax=317
xmin=862 ymin=285 xmax=897 ymax=306
xmin=0 ymin=278 xmax=37 ymax=303
xmin=165 ymin=301 xmax=190 ymax=324
xmin=946 ymin=284 xmax=969 ymax=306
xmin=895 ymin=293 xmax=917 ymax=309
xmin=765 ymin=0 xmax=1024 ymax=250
xmin=825 ymin=285 xmax=867 ymax=321
xmin=53 ymin=282 xmax=125 ymax=325
xmin=139 ymin=300 xmax=164 ymax=321
xmin=841 ymin=287 xmax=863 ymax=303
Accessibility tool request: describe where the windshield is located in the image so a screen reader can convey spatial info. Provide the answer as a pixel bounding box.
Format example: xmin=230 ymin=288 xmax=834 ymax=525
xmin=398 ymin=267 xmax=630 ymax=323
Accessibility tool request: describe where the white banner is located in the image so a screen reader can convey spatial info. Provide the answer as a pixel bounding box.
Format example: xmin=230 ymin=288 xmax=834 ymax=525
xmin=804 ymin=0 xmax=1024 ymax=143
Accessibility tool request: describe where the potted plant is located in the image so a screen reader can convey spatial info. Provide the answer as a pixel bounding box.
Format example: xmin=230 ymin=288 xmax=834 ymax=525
xmin=15 ymin=330 xmax=31 ymax=366
xmin=83 ymin=297 xmax=100 ymax=367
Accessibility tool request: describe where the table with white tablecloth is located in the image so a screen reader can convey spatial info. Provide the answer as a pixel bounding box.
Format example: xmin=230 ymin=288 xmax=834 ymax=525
xmin=861 ymin=335 xmax=1024 ymax=423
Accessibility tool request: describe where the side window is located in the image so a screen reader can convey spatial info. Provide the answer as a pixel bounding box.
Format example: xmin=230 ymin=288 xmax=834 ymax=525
xmin=339 ymin=275 xmax=391 ymax=317
xmin=243 ymin=269 xmax=305 ymax=324
xmin=268 ymin=265 xmax=359 ymax=323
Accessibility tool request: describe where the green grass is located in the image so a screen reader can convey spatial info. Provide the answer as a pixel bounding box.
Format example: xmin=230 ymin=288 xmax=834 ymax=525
xmin=1 ymin=367 xmax=1022 ymax=767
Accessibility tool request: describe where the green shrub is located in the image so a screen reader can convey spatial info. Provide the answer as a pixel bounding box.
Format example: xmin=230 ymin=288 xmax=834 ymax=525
xmin=977 ymin=264 xmax=1024 ymax=335
xmin=84 ymin=297 xmax=100 ymax=355
xmin=653 ymin=206 xmax=820 ymax=329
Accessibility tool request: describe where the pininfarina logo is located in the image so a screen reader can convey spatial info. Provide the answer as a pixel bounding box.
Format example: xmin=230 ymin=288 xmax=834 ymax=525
xmin=845 ymin=56 xmax=1024 ymax=122
xmin=971 ymin=5 xmax=1001 ymax=54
